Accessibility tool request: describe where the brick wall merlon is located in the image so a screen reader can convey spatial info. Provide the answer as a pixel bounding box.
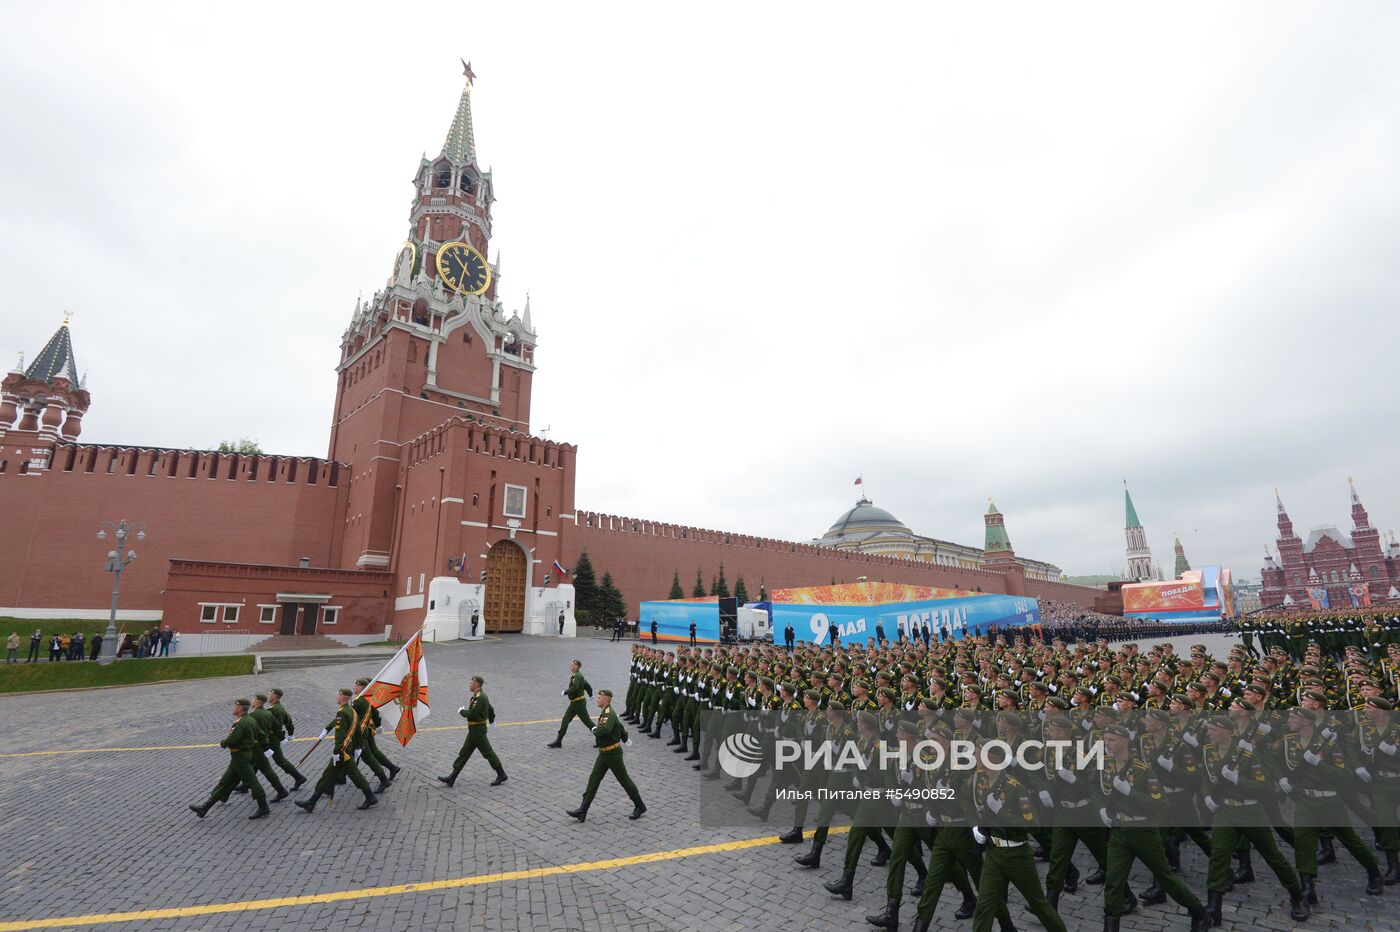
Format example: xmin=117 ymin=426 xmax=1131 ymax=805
xmin=43 ymin=444 xmax=344 ymax=487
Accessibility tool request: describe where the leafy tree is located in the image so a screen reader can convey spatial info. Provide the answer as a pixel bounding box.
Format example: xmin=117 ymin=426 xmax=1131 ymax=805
xmin=573 ymin=551 xmax=599 ymax=619
xmin=715 ymin=563 xmax=731 ymax=600
xmin=693 ymin=569 xmax=706 ymax=598
xmin=734 ymin=575 xmax=748 ymax=605
xmin=599 ymin=572 xmax=626 ymax=622
xmin=217 ymin=437 xmax=263 ymax=454
xmin=668 ymin=570 xmax=685 ymax=600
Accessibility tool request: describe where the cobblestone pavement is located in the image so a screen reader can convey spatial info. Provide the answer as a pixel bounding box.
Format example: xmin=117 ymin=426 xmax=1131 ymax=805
xmin=1 ymin=635 xmax=1396 ymax=931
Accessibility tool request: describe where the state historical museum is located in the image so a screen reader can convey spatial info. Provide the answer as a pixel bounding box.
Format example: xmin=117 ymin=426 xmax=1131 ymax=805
xmin=0 ymin=67 xmax=1098 ymax=643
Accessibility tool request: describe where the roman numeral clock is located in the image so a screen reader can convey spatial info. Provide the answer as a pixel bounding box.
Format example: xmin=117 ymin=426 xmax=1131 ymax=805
xmin=435 ymin=241 xmax=492 ymax=295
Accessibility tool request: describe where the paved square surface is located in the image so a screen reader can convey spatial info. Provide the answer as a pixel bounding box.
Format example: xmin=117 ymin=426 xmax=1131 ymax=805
xmin=1 ymin=635 xmax=1396 ymax=931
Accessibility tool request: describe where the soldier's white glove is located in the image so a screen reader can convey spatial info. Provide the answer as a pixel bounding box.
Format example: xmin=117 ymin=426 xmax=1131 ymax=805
xmin=264 ymin=749 xmax=274 ymax=759
xmin=1056 ymin=767 xmax=1077 ymax=784
xmin=458 ymin=706 xmax=467 ymax=714
xmin=985 ymin=792 xmax=1003 ymax=814
xmin=1203 ymin=795 xmax=1219 ymax=813
xmin=318 ymin=729 xmax=330 ymax=740
xmin=925 ymin=809 xmax=939 ymax=827
xmin=1302 ymin=749 xmax=1322 ymax=766
xmin=1038 ymin=790 xmax=1053 ymax=807
xmin=1320 ymin=727 xmax=1337 ymax=741
xmin=1356 ymin=766 xmax=1373 ymax=783
xmin=971 ymin=826 xmax=987 ymax=845
xmin=1182 ymin=731 xmax=1199 ymax=748
xmin=1256 ymin=722 xmax=1272 ymax=735
xmin=1236 ymin=739 xmax=1254 ymax=753
xmin=1379 ymin=741 xmax=1398 ymax=756
xmin=1113 ymin=775 xmax=1132 ymax=795
xmin=1221 ymin=765 xmax=1239 ymax=785
xmin=852 ymin=775 xmax=862 ymax=790
xmin=1277 ymin=777 xmax=1293 ymax=795
xmin=1099 ymin=807 xmax=1113 ymax=828
xmin=561 ymin=690 xmax=567 ymax=696
xmin=891 ymin=796 xmax=903 ymax=809
xmin=624 ymin=739 xmax=633 ymax=748
xmin=353 ymin=749 xmax=362 ymax=760
xmin=1156 ymin=755 xmax=1174 ymax=772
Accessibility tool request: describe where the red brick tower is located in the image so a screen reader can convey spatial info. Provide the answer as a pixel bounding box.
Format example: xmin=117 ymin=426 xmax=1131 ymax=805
xmin=329 ymin=61 xmax=541 ymax=572
xmin=1348 ymin=478 xmax=1387 ymax=585
xmin=0 ymin=317 xmax=90 ymax=472
xmin=1273 ymin=489 xmax=1304 ymax=603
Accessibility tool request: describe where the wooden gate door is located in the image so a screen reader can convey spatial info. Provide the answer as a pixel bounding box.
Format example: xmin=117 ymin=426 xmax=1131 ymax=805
xmin=483 ymin=541 xmax=527 ymax=632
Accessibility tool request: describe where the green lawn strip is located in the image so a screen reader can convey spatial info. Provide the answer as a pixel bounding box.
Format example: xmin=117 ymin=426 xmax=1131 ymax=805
xmin=0 ymin=655 xmax=255 ymax=694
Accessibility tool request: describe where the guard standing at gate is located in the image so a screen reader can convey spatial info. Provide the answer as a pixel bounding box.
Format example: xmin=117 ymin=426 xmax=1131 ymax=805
xmin=439 ymin=675 xmax=507 ymax=787
xmin=547 ymin=659 xmax=594 ymax=748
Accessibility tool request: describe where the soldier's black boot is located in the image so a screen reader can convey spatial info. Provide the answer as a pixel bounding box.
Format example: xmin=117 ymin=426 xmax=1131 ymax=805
xmin=824 ymin=867 xmax=856 ymax=900
xmin=1188 ymin=904 xmax=1211 ymax=932
xmin=1064 ymin=861 xmax=1080 ymax=893
xmin=296 ymin=793 xmax=321 ymax=813
xmin=1230 ymin=850 xmax=1254 ymax=884
xmin=567 ymin=801 xmax=590 ymax=822
xmin=628 ymin=802 xmax=647 ymax=820
xmin=747 ymin=797 xmax=773 ymax=821
xmin=996 ymin=918 xmax=1016 ymax=932
xmin=491 ymin=768 xmax=508 ymax=786
xmin=357 ymin=790 xmax=378 ymax=810
xmin=953 ymin=893 xmax=976 ymax=920
xmin=1206 ymin=890 xmax=1223 ymax=926
xmin=1300 ymin=873 xmax=1317 ymax=904
xmin=778 ymin=827 xmax=803 ymax=844
xmin=723 ymin=778 xmax=744 ymax=792
xmin=291 ymin=773 xmax=307 ymax=791
xmin=188 ymin=799 xmax=215 ymax=818
xmin=1047 ymin=889 xmax=1060 ymax=911
xmin=1141 ymin=878 xmax=1166 ymax=905
xmin=912 ymin=919 xmax=930 ymax=932
xmin=733 ymin=775 xmax=757 ymax=805
xmin=648 ymin=725 xmax=663 ymax=739
xmin=1086 ymin=866 xmax=1106 ymax=885
xmin=1166 ymin=833 xmax=1182 ymax=871
xmin=673 ymin=737 xmax=688 ymax=754
xmin=910 ymin=874 xmax=925 ymax=898
xmin=1102 ymin=917 xmax=1119 ymax=932
xmin=685 ymin=744 xmax=701 ymax=761
xmin=1122 ymin=889 xmax=1138 ymax=915
xmin=546 ymin=735 xmax=563 ymax=749
xmin=1366 ymin=863 xmax=1384 ymax=895
xmin=1385 ymin=851 xmax=1400 ymax=885
xmin=375 ymin=777 xmax=391 ymax=794
xmin=865 ymin=896 xmax=900 ymax=929
xmin=871 ymin=835 xmax=892 ymax=867
xmin=386 ymin=763 xmax=401 ymax=781
xmin=271 ymin=788 xmax=289 ymax=803
xmin=1317 ymin=837 xmax=1336 ymax=865
xmin=437 ymin=772 xmax=458 ymax=787
xmin=249 ymin=801 xmax=271 ymax=820
xmin=795 ymin=839 xmax=824 ymax=868
xmin=1287 ymin=884 xmax=1310 ymax=921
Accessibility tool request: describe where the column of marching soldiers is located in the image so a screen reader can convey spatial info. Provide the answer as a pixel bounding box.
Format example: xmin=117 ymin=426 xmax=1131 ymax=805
xmin=619 ymin=611 xmax=1400 ymax=932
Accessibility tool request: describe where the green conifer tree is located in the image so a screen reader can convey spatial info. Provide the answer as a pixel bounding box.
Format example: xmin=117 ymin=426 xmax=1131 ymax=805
xmin=668 ymin=570 xmax=684 ymax=600
xmin=693 ymin=569 xmax=706 ymax=598
xmin=573 ymin=551 xmax=600 ymax=619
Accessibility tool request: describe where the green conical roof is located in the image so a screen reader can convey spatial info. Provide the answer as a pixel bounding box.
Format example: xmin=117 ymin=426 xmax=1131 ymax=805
xmin=441 ymin=62 xmax=477 ymax=164
xmin=984 ymin=499 xmax=1012 ymax=553
xmin=1124 ymin=484 xmax=1141 ymax=529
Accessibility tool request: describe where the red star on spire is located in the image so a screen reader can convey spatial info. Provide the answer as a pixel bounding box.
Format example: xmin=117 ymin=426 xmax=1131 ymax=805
xmin=461 ymin=58 xmax=477 ymax=86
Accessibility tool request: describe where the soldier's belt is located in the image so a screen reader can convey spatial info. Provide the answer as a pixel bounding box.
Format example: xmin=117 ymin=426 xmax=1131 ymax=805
xmin=598 ymin=742 xmax=621 ymax=752
xmin=570 ymin=695 xmax=586 ymax=703
xmin=1161 ymin=786 xmax=1183 ymax=794
xmin=1222 ymin=798 xmax=1258 ymax=807
xmin=1058 ymin=799 xmax=1090 ymax=809
xmin=1113 ymin=814 xmax=1149 ymax=823
xmin=466 ymin=719 xmax=487 ymax=726
xmin=1300 ymin=789 xmax=1337 ymax=799
xmin=987 ymin=836 xmax=1025 ymax=848
xmin=1379 ymin=770 xmax=1400 ymax=779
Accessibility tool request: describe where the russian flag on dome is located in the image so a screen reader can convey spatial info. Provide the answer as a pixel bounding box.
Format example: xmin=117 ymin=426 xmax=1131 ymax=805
xmin=362 ymin=631 xmax=430 ymax=746
xmin=552 ymin=559 xmax=570 ymax=577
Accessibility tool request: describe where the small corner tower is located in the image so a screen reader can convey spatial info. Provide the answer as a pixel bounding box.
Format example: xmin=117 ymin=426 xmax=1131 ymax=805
xmin=1 ymin=315 xmax=90 ymax=469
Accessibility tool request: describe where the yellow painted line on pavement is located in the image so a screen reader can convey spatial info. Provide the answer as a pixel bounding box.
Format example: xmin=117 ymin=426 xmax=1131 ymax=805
xmin=0 ymin=719 xmax=556 ymax=759
xmin=0 ymin=827 xmax=850 ymax=930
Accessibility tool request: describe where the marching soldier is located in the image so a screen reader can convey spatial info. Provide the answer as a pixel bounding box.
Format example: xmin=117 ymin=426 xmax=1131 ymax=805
xmin=264 ymin=688 xmax=308 ymax=789
xmin=188 ymin=698 xmax=271 ymax=820
xmin=566 ymin=689 xmax=646 ymax=822
xmin=296 ymin=688 xmax=377 ymax=813
xmin=438 ymin=675 xmax=507 ymax=787
xmin=244 ymin=694 xmax=291 ymax=803
xmin=353 ymin=677 xmax=401 ymax=792
xmin=547 ymin=658 xmax=595 ymax=748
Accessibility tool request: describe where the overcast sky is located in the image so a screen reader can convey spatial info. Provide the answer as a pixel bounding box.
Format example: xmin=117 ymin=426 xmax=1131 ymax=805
xmin=4 ymin=3 xmax=1399 ymax=580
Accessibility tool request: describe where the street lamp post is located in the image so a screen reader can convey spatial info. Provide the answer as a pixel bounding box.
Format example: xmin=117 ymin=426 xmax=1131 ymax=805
xmin=96 ymin=519 xmax=145 ymax=665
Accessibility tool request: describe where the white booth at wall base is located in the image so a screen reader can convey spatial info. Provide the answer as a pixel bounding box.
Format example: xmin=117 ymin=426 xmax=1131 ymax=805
xmin=423 ymin=578 xmax=576 ymax=641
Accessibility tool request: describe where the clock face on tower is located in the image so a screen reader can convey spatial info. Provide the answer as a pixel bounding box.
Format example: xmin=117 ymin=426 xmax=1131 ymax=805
xmin=435 ymin=241 xmax=491 ymax=295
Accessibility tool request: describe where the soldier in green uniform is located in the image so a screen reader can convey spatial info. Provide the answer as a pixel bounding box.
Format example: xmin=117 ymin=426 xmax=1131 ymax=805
xmin=264 ymin=687 xmax=308 ymax=790
xmin=296 ymin=688 xmax=377 ymax=813
xmin=566 ymin=689 xmax=646 ymax=822
xmin=1201 ymin=715 xmax=1307 ymax=923
xmin=353 ymin=677 xmax=402 ymax=792
xmin=1041 ymin=714 xmax=1108 ymax=911
xmin=1098 ymin=724 xmax=1210 ymax=931
xmin=823 ymin=711 xmax=894 ymax=900
xmin=547 ymin=658 xmax=595 ymax=748
xmin=438 ymin=675 xmax=507 ymax=787
xmin=1358 ymin=696 xmax=1400 ymax=883
xmin=188 ymin=698 xmax=270 ymax=820
xmin=244 ymin=694 xmax=291 ymax=803
xmin=1277 ymin=704 xmax=1383 ymax=900
xmin=865 ymin=719 xmax=932 ymax=929
xmin=908 ymin=727 xmax=994 ymax=929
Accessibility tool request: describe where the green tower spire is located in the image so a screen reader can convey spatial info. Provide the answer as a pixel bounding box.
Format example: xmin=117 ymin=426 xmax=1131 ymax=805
xmin=983 ymin=499 xmax=1013 ymax=553
xmin=1124 ymin=481 xmax=1142 ymax=529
